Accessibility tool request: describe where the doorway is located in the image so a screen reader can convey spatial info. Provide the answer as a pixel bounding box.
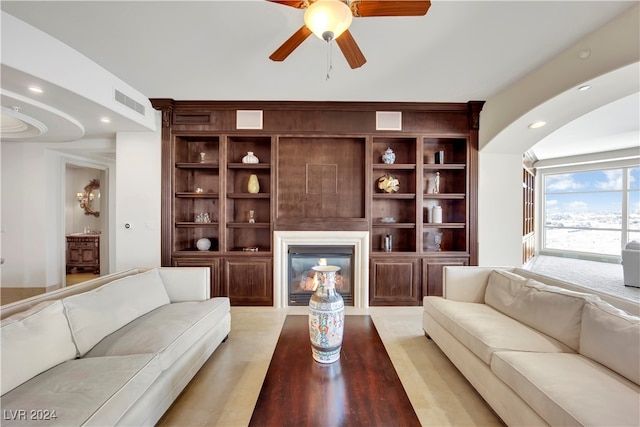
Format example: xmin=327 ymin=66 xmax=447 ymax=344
xmin=65 ymin=163 xmax=109 ymax=287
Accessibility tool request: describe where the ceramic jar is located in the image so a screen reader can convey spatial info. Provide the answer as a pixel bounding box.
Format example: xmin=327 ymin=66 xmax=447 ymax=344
xmin=432 ymin=205 xmax=443 ymax=223
xmin=248 ymin=174 xmax=260 ymax=193
xmin=242 ymin=151 xmax=259 ymax=164
xmin=382 ymin=147 xmax=396 ymax=164
xmin=308 ymin=265 xmax=344 ymax=364
xmin=196 ymin=238 xmax=211 ymax=251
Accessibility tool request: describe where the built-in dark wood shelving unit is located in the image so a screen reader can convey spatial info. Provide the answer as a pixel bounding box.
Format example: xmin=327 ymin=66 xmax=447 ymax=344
xmin=152 ymin=100 xmax=483 ymax=306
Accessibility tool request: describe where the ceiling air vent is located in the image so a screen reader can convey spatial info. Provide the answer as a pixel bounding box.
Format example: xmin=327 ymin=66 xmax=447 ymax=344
xmin=114 ymin=89 xmax=145 ymax=115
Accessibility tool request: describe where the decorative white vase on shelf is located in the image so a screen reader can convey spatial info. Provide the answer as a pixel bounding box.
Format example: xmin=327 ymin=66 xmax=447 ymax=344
xmin=247 ymin=174 xmax=260 ymax=193
xmin=308 ymin=265 xmax=344 ymax=364
xmin=196 ymin=238 xmax=211 ymax=251
xmin=382 ymin=147 xmax=396 ymax=164
xmin=242 ymin=151 xmax=259 ymax=164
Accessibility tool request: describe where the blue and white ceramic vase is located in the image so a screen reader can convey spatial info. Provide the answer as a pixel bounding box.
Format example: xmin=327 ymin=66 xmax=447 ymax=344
xmin=309 ymin=265 xmax=344 ymax=364
xmin=382 ymin=147 xmax=396 ymax=164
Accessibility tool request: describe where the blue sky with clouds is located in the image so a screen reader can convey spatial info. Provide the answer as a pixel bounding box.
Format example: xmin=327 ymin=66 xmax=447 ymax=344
xmin=545 ymin=168 xmax=639 ymax=213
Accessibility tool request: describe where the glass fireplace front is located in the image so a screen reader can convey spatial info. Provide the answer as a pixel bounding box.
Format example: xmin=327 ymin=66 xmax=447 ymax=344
xmin=288 ymin=245 xmax=354 ymax=306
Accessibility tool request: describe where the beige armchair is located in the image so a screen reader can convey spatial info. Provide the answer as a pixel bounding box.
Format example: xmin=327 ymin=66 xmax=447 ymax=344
xmin=622 ymin=241 xmax=640 ymax=288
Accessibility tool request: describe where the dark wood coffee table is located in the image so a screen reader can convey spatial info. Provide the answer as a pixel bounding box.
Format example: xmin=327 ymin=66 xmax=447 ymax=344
xmin=249 ymin=315 xmax=420 ymax=426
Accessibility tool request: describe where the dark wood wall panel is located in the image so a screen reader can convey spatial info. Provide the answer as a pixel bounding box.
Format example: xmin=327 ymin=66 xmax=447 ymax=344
xmin=277 ymin=137 xmax=365 ymax=220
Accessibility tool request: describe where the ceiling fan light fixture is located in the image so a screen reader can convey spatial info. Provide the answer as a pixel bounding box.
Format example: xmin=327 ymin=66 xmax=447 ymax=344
xmin=304 ymin=0 xmax=353 ymax=42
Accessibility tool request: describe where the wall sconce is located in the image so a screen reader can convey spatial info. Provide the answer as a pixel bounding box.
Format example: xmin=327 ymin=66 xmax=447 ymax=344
xmin=76 ymin=191 xmax=95 ymax=208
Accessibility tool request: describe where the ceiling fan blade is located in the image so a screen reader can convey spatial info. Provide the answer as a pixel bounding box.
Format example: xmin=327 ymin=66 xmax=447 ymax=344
xmin=266 ymin=0 xmax=309 ymax=9
xmin=350 ymin=0 xmax=431 ymax=17
xmin=269 ymin=26 xmax=313 ymax=62
xmin=335 ymin=29 xmax=367 ymax=69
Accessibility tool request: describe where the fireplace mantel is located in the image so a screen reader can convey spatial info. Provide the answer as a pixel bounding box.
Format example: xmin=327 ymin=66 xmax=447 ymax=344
xmin=274 ymin=231 xmax=369 ymax=308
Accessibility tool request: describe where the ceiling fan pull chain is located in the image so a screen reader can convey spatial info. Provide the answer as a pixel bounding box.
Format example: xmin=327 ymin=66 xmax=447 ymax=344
xmin=326 ymin=40 xmax=333 ymax=81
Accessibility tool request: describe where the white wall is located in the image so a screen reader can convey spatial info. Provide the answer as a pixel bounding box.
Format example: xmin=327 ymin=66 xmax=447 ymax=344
xmin=1 ymin=143 xmax=56 ymax=287
xmin=477 ymin=152 xmax=523 ymax=267
xmin=1 ymin=141 xmax=114 ymax=288
xmin=114 ymin=117 xmax=162 ymax=270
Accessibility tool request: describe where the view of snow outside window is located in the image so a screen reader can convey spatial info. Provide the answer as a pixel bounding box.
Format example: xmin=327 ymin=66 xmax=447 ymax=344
xmin=544 ymin=167 xmax=639 ymax=256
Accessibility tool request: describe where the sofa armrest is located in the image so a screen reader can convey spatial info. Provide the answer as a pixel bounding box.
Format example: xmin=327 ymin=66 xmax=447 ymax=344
xmin=443 ymin=266 xmax=514 ymax=302
xmin=157 ymin=267 xmax=210 ymax=302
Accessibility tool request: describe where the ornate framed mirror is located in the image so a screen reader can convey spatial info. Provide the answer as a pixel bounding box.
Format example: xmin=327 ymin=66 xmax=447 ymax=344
xmin=78 ymin=179 xmax=100 ymax=217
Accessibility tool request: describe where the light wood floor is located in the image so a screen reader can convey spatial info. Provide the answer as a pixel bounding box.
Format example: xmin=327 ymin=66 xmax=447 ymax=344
xmin=66 ymin=272 xmax=100 ymax=286
xmin=158 ymin=306 xmax=504 ymax=427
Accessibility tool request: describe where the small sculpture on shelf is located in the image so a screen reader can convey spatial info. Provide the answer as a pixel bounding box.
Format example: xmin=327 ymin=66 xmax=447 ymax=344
xmin=195 ymin=212 xmax=211 ymax=223
xmin=377 ymin=174 xmax=399 ymax=193
xmin=248 ymin=210 xmax=256 ymax=223
xmin=434 ymin=172 xmax=440 ymax=194
xmin=425 ymin=232 xmax=443 ymax=251
xmin=382 ymin=147 xmax=396 ymax=164
xmin=199 ymin=152 xmax=206 ymax=163
xmin=242 ymin=151 xmax=259 ymax=164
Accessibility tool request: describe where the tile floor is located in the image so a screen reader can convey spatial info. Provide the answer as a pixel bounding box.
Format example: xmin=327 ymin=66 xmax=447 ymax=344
xmin=158 ymin=306 xmax=504 ymax=427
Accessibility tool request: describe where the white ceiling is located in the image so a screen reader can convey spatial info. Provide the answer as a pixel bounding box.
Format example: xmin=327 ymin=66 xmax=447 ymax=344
xmin=1 ymin=0 xmax=638 ymax=162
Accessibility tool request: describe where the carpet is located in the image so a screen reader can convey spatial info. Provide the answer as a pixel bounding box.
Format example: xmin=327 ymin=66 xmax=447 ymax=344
xmin=526 ymin=255 xmax=639 ymax=303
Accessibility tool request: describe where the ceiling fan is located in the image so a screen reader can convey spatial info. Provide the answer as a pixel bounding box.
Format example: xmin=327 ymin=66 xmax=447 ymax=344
xmin=268 ymin=0 xmax=431 ymax=69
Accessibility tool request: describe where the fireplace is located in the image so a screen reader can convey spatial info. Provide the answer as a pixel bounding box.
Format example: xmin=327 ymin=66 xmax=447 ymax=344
xmin=274 ymin=231 xmax=369 ymax=308
xmin=288 ymin=246 xmax=354 ymax=306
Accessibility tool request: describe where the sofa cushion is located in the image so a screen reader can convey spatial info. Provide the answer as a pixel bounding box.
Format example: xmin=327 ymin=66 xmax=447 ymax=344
xmin=580 ymin=300 xmax=640 ymax=385
xmin=84 ymin=297 xmax=230 ymax=370
xmin=424 ymin=297 xmax=573 ymax=365
xmin=492 ymin=351 xmax=640 ymax=427
xmin=157 ymin=267 xmax=209 ymax=302
xmin=485 ymin=270 xmax=595 ymax=350
xmin=1 ymin=300 xmax=77 ymax=396
xmin=484 ymin=269 xmax=529 ymax=310
xmin=0 ymin=354 xmax=161 ymax=426
xmin=63 ymin=268 xmax=171 ymax=356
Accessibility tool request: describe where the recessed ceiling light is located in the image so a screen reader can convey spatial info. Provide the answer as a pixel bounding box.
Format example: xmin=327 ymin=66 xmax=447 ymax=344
xmin=578 ymin=85 xmax=592 ymax=92
xmin=100 ymin=117 xmax=111 ymax=123
xmin=28 ymin=86 xmax=43 ymax=93
xmin=578 ymin=48 xmax=591 ymax=60
xmin=528 ymin=121 xmax=546 ymax=129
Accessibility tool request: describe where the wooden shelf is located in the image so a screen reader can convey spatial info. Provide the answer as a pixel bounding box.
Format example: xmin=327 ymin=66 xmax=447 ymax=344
xmin=174 ymin=248 xmax=220 ymax=254
xmin=227 ymin=163 xmax=271 ymax=169
xmin=422 ymin=222 xmax=466 ymax=229
xmin=227 ymin=193 xmax=271 ymax=199
xmin=423 ymin=193 xmax=465 ymax=199
xmin=372 ymin=164 xmax=416 ymax=170
xmin=372 ymin=222 xmax=416 ymax=228
xmin=175 ymin=222 xmax=219 ymax=227
xmin=175 ymin=192 xmax=219 ymax=198
xmin=175 ymin=162 xmax=219 ymax=169
xmin=227 ymin=222 xmax=270 ymax=228
xmin=373 ymin=193 xmax=416 ymax=199
xmin=423 ymin=164 xmax=466 ymax=170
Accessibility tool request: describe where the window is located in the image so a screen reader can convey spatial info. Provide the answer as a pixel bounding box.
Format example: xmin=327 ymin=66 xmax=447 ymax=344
xmin=543 ymin=166 xmax=639 ymax=257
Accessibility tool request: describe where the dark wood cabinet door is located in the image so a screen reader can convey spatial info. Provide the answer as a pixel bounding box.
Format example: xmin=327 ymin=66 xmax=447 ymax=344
xmin=172 ymin=258 xmax=221 ymax=298
xmin=369 ymin=258 xmax=420 ymax=306
xmin=223 ymin=257 xmax=273 ymax=306
xmin=66 ymin=235 xmax=100 ymax=274
xmin=422 ymin=257 xmax=468 ymax=297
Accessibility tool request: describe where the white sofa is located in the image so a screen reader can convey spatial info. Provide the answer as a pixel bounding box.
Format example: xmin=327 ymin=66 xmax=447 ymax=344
xmin=1 ymin=267 xmax=231 ymax=426
xmin=423 ymin=266 xmax=640 ymax=427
